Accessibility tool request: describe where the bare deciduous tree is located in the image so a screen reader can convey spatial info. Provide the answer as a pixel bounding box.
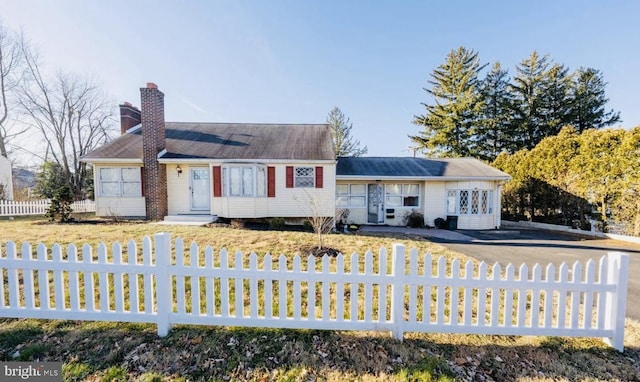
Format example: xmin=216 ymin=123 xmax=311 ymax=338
xmin=19 ymin=43 xmax=113 ymax=198
xmin=295 ymin=190 xmax=344 ymax=251
xmin=0 ymin=21 xmax=28 ymax=158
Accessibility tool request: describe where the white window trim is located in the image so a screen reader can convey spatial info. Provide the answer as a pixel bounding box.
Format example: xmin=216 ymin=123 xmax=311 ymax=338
xmin=448 ymin=189 xmax=494 ymax=215
xmin=222 ymin=164 xmax=266 ymax=198
xmin=336 ymin=184 xmax=367 ymax=207
xmin=385 ymin=183 xmax=420 ymax=207
xmin=99 ymin=167 xmax=142 ymax=197
xmin=294 ymin=166 xmax=315 ymax=188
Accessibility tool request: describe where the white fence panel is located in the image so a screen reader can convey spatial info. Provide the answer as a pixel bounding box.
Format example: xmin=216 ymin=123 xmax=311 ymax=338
xmin=0 ymin=232 xmax=630 ymax=351
xmin=0 ymin=199 xmax=95 ymax=216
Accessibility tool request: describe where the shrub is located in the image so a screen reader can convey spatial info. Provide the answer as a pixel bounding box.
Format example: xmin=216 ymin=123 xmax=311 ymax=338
xmin=45 ymin=184 xmax=74 ymax=222
xmin=230 ymin=219 xmax=246 ymax=229
xmin=434 ymin=217 xmax=447 ymax=229
xmin=268 ymin=217 xmax=285 ymax=229
xmin=403 ymin=210 xmax=425 ymax=228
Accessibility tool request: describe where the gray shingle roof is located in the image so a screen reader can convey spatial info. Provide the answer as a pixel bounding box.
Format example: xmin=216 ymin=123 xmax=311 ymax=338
xmin=82 ymin=123 xmax=335 ymax=161
xmin=336 ymin=157 xmax=510 ymax=179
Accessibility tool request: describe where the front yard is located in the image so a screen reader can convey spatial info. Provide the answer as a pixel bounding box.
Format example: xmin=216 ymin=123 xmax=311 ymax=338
xmin=0 ymin=216 xmax=639 ymax=381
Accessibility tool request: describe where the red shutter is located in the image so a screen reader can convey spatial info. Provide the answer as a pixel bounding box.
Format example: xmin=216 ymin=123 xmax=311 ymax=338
xmin=315 ymin=166 xmax=323 ymax=188
xmin=140 ymin=167 xmax=145 ymax=196
xmin=286 ymin=166 xmax=294 ymax=188
xmin=267 ymin=167 xmax=276 ymax=197
xmin=212 ymin=166 xmax=222 ymax=197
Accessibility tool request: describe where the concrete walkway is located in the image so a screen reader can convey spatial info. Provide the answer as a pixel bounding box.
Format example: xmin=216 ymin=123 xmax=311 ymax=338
xmin=358 ymin=225 xmax=475 ymax=241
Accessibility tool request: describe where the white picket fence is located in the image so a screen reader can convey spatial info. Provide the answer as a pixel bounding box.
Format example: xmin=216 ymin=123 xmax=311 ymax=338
xmin=0 ymin=233 xmax=630 ymax=350
xmin=0 ymin=199 xmax=96 ymax=216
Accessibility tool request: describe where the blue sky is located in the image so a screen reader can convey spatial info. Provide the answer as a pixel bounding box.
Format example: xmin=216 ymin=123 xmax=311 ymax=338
xmin=3 ymin=1 xmax=639 ymax=161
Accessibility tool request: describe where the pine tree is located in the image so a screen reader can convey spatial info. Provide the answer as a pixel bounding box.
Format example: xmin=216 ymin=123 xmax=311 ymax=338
xmin=411 ymin=46 xmax=486 ymax=157
xmin=477 ymin=62 xmax=515 ymax=160
xmin=509 ymin=51 xmax=551 ymax=149
xmin=569 ymin=67 xmax=621 ymax=132
xmin=326 ymin=107 xmax=367 ymax=157
xmin=542 ymin=63 xmax=572 ymax=134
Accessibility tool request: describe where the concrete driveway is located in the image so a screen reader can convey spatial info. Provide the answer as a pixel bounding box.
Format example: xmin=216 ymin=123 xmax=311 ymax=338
xmin=360 ymin=226 xmax=640 ymax=320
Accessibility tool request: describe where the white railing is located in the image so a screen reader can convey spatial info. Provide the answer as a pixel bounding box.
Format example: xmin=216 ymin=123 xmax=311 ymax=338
xmin=0 ymin=233 xmax=629 ymax=350
xmin=0 ymin=199 xmax=96 ymax=216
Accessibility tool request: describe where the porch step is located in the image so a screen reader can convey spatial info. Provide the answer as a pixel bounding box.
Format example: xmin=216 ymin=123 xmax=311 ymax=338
xmin=159 ymin=215 xmax=218 ymax=226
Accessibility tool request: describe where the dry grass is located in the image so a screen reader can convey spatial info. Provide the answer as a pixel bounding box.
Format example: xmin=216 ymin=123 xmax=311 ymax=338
xmin=0 ymin=215 xmax=460 ymax=261
xmin=0 ymin=216 xmax=639 ymax=381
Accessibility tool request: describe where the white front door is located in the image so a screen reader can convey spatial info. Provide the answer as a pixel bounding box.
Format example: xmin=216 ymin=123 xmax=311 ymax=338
xmin=190 ymin=167 xmax=211 ymax=211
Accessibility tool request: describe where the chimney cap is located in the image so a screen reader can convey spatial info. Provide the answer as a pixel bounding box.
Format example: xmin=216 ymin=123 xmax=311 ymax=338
xmin=119 ymin=102 xmax=139 ymax=111
xmin=146 ymin=82 xmax=158 ymax=89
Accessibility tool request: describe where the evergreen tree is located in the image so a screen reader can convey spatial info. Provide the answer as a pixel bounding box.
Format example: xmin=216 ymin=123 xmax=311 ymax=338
xmin=35 ymin=161 xmax=68 ymax=199
xmin=411 ymin=46 xmax=486 ymax=157
xmin=326 ymin=107 xmax=367 ymax=157
xmin=542 ymin=63 xmax=572 ymax=134
xmin=572 ymin=128 xmax=627 ymax=226
xmin=614 ymin=126 xmax=640 ymax=235
xmin=477 ymin=62 xmax=515 ymax=160
xmin=569 ymin=67 xmax=621 ymax=132
xmin=509 ymin=51 xmax=551 ymax=149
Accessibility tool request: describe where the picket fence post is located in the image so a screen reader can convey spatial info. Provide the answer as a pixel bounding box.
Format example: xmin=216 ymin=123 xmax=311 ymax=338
xmin=391 ymin=243 xmax=405 ymax=340
xmin=603 ymin=252 xmax=630 ymax=351
xmin=155 ymin=232 xmax=172 ymax=337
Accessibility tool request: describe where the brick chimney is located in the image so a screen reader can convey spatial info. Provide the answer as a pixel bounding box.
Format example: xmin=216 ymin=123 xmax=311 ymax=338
xmin=119 ymin=102 xmax=141 ymax=135
xmin=140 ymin=82 xmax=168 ymax=220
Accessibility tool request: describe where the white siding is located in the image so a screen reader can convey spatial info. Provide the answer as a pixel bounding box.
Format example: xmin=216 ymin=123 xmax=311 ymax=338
xmin=424 ymin=181 xmax=446 ymax=227
xmin=0 ymin=155 xmax=13 ymax=200
xmin=167 ymin=164 xmax=191 ymax=215
xmin=96 ymin=197 xmax=146 ymax=217
xmin=457 ymin=215 xmax=495 ymax=230
xmin=267 ymin=164 xmax=335 ymax=218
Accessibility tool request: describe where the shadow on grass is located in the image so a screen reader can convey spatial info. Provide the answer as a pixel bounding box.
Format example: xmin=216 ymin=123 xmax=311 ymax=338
xmin=0 ymin=319 xmax=638 ymax=381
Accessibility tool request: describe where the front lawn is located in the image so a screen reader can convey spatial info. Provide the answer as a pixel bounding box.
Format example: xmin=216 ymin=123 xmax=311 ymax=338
xmin=0 ymin=217 xmax=639 ymax=381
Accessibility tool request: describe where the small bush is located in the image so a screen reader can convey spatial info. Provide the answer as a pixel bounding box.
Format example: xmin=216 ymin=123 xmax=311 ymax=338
xmin=434 ymin=217 xmax=447 ymax=229
xmin=404 ymin=210 xmax=425 ymax=228
xmin=302 ymin=220 xmax=313 ymax=231
xmin=268 ymin=217 xmax=285 ymax=230
xmin=46 ymin=184 xmax=74 ymax=222
xmin=230 ymin=219 xmax=246 ymax=229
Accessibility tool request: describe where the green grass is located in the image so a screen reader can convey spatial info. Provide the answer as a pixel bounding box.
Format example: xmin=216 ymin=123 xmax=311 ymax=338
xmin=0 ymin=218 xmax=639 ymax=381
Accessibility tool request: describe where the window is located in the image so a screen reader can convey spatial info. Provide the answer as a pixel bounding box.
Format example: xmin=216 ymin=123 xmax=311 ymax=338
xmin=223 ymin=165 xmax=266 ymax=197
xmin=471 ymin=190 xmax=480 ymax=214
xmin=447 ymin=190 xmax=457 ymax=214
xmin=448 ymin=189 xmax=494 ymax=215
xmin=99 ymin=167 xmax=141 ymax=197
xmin=294 ymin=167 xmax=315 ymax=188
xmin=385 ymin=183 xmax=420 ymax=207
xmin=336 ymin=184 xmax=366 ymax=207
xmin=459 ymin=191 xmax=469 ymax=214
